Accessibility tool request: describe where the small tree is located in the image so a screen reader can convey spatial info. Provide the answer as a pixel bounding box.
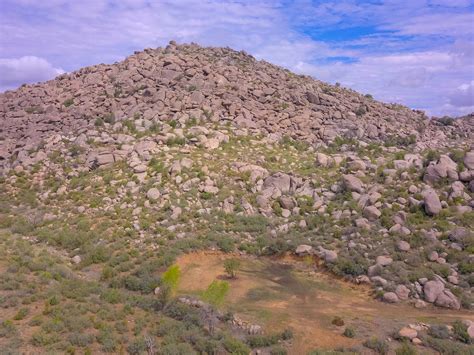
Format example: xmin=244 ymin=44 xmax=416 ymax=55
xmin=224 ymin=259 xmax=240 ymax=279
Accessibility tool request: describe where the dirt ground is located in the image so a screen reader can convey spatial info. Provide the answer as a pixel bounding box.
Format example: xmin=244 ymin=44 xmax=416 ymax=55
xmin=177 ymin=251 xmax=473 ymax=354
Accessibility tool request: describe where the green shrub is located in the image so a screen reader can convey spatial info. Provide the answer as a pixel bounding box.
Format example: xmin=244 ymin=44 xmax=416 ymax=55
xmin=63 ymin=98 xmax=74 ymax=107
xmin=68 ymin=332 xmax=94 ymax=347
xmin=343 ymin=327 xmax=355 ymax=338
xmin=453 ymin=320 xmax=471 ymax=344
xmin=363 ymin=337 xmax=388 ymax=354
xmin=223 ymin=259 xmax=240 ymax=279
xmin=395 ymin=341 xmax=416 ymax=355
xmin=161 ymin=265 xmax=181 ymax=293
xmin=202 ymin=280 xmax=229 ymax=306
xmin=223 ymin=337 xmax=251 ymax=355
xmin=428 ymin=324 xmax=450 ymax=339
xmin=270 ymin=345 xmax=288 ymax=355
xmin=127 ymin=337 xmax=147 ymax=354
xmin=13 ymin=307 xmax=29 ymax=320
xmin=217 ymin=236 xmax=235 ymax=252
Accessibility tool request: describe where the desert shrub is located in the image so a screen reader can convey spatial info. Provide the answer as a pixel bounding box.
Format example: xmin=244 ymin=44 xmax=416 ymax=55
xmin=424 ymin=150 xmax=440 ymax=165
xmin=83 ymin=244 xmax=111 ymax=265
xmin=217 ymin=236 xmax=235 ymax=252
xmin=0 ymin=320 xmax=17 ymax=338
xmin=202 ymin=280 xmax=229 ymax=306
xmin=453 ymin=320 xmax=471 ymax=344
xmin=459 ymin=262 xmax=474 ymax=275
xmin=343 ymin=327 xmax=355 ymax=338
xmin=127 ymin=337 xmax=147 ymax=354
xmin=355 ymin=105 xmax=367 ymax=116
xmin=161 ymin=265 xmax=181 ymax=294
xmin=363 ymin=337 xmax=388 ymax=354
xmin=13 ymin=307 xmax=29 ymax=320
xmin=31 ymin=330 xmax=60 ymax=346
xmin=270 ymin=345 xmax=288 ymax=355
xmin=122 ymin=274 xmax=159 ymax=294
xmin=332 ymin=316 xmax=344 ymax=326
xmin=160 ymin=342 xmax=197 ymax=355
xmin=166 ymin=137 xmax=186 ymax=146
xmin=63 ymin=98 xmax=74 ymax=107
xmin=68 ymin=332 xmax=94 ymax=347
xmin=428 ymin=324 xmax=450 ymax=339
xmin=395 ymin=341 xmax=416 ymax=355
xmin=95 ymin=117 xmax=104 ymax=126
xmin=222 ymin=337 xmax=251 ymax=355
xmin=247 ymin=329 xmax=292 ymax=348
xmin=332 ymin=257 xmax=367 ymax=276
xmin=97 ymin=328 xmax=118 ymax=352
xmin=436 ymin=116 xmax=455 ymax=126
xmin=430 ymin=263 xmax=450 ymax=278
xmin=224 ymin=259 xmax=240 ymax=278
xmin=101 ymin=288 xmax=122 ymax=304
xmin=425 ymin=336 xmax=472 ymax=355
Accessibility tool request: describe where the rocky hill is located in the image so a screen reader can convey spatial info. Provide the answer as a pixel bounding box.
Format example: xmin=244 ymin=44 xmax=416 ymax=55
xmin=0 ymin=42 xmax=473 ymax=354
xmin=1 ymin=41 xmax=472 ymax=174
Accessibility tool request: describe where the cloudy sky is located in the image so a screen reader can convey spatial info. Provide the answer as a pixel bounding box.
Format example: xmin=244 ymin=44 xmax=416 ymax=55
xmin=0 ymin=0 xmax=473 ymax=117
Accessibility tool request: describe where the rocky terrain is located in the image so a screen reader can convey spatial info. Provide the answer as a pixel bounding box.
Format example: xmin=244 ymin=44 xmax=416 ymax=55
xmin=0 ymin=42 xmax=473 ymax=354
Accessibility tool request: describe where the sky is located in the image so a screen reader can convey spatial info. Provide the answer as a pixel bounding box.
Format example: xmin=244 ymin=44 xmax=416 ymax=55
xmin=0 ymin=0 xmax=473 ymax=117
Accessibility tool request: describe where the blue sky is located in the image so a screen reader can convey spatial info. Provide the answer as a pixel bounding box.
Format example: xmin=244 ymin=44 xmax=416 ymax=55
xmin=0 ymin=0 xmax=473 ymax=117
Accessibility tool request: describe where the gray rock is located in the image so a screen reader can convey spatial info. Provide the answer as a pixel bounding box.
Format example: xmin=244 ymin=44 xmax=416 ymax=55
xmin=423 ymin=280 xmax=444 ymax=303
xmin=464 ymin=151 xmax=474 ymax=170
xmin=295 ymin=244 xmax=313 ymax=256
xmin=423 ymin=189 xmax=442 ymax=216
xmin=383 ymin=292 xmax=399 ymax=303
xmin=434 ymin=290 xmax=461 ymax=310
xmin=146 ymin=187 xmax=161 ymax=200
xmin=363 ymin=206 xmax=381 ymax=221
xmin=342 ymin=174 xmax=364 ymax=193
xmin=396 ymin=240 xmax=411 ymax=252
xmin=376 ymin=255 xmax=393 ymax=266
xmin=395 ymin=285 xmax=410 ymax=300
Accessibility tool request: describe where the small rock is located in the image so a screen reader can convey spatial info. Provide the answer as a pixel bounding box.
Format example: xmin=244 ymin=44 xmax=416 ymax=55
xmin=399 ymin=327 xmax=418 ymax=339
xmin=146 ymin=187 xmax=161 ymax=200
xmin=376 ymin=255 xmax=393 ymax=266
xmin=383 ymin=292 xmax=399 ymax=303
xmin=295 ymin=245 xmax=312 ymax=255
xmin=396 ymin=240 xmax=410 ymax=252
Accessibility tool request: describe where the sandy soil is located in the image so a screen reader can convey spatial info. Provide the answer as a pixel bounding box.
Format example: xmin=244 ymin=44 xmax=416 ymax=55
xmin=177 ymin=251 xmax=473 ymax=354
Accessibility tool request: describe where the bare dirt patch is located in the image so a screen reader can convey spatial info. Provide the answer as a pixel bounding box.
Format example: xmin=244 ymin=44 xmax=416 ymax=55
xmin=177 ymin=251 xmax=473 ymax=354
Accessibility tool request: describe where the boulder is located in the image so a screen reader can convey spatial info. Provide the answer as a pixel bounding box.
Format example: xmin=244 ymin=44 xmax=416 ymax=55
xmin=321 ymin=249 xmax=338 ymax=263
xmin=383 ymin=292 xmax=399 ymax=303
xmin=464 ymin=151 xmax=474 ymax=170
xmin=146 ymin=188 xmax=161 ymax=201
xmin=423 ymin=189 xmax=442 ymax=216
xmin=263 ymin=173 xmax=292 ymax=194
xmin=395 ymin=285 xmax=410 ymax=300
xmin=434 ymin=290 xmax=461 ymax=310
xmin=376 ymin=255 xmax=393 ymax=266
xmin=398 ymin=327 xmax=418 ymax=339
xmin=423 ymin=280 xmax=444 ymax=303
xmin=295 ymin=244 xmax=313 ymax=256
xmin=363 ymin=206 xmax=381 ymax=221
xmin=342 ymin=174 xmax=364 ymax=193
xmin=396 ymin=240 xmax=411 ymax=252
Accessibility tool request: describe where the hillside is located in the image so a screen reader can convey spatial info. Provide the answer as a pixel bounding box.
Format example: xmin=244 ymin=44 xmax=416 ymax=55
xmin=1 ymin=41 xmax=472 ymax=173
xmin=0 ymin=42 xmax=473 ymax=354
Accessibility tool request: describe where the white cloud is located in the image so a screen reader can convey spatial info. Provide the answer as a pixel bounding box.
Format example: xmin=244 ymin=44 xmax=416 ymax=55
xmin=0 ymin=56 xmax=64 ymax=91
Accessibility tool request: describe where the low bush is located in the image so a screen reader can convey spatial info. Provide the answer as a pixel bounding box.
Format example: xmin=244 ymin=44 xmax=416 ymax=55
xmin=363 ymin=337 xmax=388 ymax=354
